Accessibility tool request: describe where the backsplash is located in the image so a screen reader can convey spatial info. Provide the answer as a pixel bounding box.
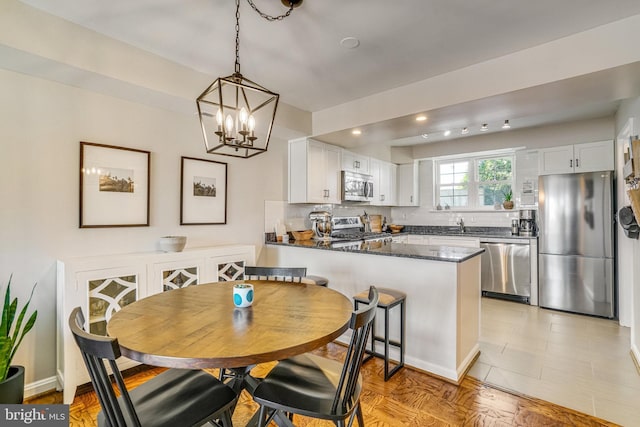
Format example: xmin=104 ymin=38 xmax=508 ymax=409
xmin=264 ymin=200 xmax=533 ymax=233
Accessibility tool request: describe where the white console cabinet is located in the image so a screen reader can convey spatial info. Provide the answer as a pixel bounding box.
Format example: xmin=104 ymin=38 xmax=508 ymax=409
xmin=57 ymin=244 xmax=255 ymax=403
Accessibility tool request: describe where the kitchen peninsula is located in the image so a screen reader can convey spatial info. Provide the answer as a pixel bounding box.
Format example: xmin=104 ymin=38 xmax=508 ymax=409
xmin=263 ymin=239 xmax=484 ymax=383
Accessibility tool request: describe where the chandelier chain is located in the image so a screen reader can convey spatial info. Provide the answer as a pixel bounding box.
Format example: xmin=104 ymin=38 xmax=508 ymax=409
xmin=235 ymin=0 xmax=241 ymax=74
xmin=246 ymin=0 xmax=294 ymax=21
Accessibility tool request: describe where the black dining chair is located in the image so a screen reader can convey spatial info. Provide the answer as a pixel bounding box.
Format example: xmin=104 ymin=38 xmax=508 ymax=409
xmin=252 ymin=286 xmax=379 ymax=427
xmin=68 ymin=307 xmax=237 ymax=427
xmin=243 ymin=266 xmax=307 ymax=283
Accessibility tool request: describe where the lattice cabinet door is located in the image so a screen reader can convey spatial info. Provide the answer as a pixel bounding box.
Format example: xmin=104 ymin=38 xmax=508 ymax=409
xmin=217 ymin=260 xmax=245 ymax=281
xmin=77 ymin=268 xmax=144 ymax=337
xmin=151 ymin=258 xmax=205 ymax=294
xmin=162 ymin=267 xmax=199 ymax=291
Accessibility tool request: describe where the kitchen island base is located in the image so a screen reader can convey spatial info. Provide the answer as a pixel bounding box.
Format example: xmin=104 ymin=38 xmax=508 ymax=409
xmin=262 ymin=243 xmax=481 ymax=383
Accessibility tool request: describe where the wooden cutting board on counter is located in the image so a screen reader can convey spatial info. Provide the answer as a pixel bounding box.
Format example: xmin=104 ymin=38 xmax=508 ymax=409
xmin=370 ymin=215 xmax=382 ymax=232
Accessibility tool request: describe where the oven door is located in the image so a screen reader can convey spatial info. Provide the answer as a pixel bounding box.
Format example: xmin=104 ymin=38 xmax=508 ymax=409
xmin=341 ymin=171 xmax=373 ymax=202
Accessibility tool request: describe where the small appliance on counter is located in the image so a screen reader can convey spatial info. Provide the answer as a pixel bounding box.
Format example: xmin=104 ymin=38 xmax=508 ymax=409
xmin=518 ymin=209 xmax=537 ymax=236
xmin=309 ymin=211 xmax=332 ymax=239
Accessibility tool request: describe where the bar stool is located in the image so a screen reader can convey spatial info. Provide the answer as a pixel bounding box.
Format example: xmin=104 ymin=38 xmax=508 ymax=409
xmin=353 ymin=287 xmax=405 ymax=381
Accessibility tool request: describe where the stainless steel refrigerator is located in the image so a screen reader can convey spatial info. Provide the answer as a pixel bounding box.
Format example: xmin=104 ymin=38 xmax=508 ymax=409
xmin=538 ymin=171 xmax=615 ymax=318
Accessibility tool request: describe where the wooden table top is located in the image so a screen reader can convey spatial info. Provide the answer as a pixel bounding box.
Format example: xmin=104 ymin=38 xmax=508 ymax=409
xmin=107 ymin=281 xmax=353 ymax=369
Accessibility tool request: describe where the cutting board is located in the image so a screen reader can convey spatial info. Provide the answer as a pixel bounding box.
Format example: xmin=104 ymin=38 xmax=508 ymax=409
xmin=370 ymin=215 xmax=382 ymax=232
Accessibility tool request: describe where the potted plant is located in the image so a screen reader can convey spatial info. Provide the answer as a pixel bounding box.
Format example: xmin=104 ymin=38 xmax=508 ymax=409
xmin=502 ymin=189 xmax=514 ymax=210
xmin=0 ymin=275 xmax=37 ymax=403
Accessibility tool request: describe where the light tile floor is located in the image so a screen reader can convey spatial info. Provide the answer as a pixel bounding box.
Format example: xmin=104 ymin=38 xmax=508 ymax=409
xmin=468 ymin=297 xmax=640 ymax=426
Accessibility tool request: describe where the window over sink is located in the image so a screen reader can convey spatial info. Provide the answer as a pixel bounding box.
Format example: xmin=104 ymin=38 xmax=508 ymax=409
xmin=435 ymin=153 xmax=514 ymax=209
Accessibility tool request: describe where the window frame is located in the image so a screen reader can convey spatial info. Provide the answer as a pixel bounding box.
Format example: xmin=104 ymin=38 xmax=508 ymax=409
xmin=434 ymin=152 xmax=515 ymax=210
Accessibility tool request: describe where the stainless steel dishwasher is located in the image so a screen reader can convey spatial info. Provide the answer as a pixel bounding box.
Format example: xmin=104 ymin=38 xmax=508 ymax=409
xmin=480 ymin=238 xmax=532 ymax=304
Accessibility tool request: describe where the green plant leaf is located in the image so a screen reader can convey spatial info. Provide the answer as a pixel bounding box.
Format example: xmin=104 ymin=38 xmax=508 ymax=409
xmin=0 ymin=277 xmax=38 ymax=382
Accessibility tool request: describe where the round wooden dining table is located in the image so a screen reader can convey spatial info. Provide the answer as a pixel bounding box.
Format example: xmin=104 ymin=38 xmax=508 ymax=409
xmin=107 ymin=280 xmax=353 ymax=393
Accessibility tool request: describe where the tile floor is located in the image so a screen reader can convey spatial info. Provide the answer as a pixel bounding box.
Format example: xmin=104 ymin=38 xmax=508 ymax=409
xmin=468 ymin=297 xmax=640 ymax=426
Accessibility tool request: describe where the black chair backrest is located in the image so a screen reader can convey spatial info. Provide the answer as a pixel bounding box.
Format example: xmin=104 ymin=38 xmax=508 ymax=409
xmin=68 ymin=307 xmax=142 ymax=427
xmin=332 ymin=286 xmax=379 ymax=413
xmin=244 ymin=266 xmax=307 ymax=283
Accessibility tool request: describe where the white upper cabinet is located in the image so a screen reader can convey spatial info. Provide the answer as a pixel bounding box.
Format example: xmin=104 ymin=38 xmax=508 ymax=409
xmin=538 ymin=140 xmax=614 ymax=175
xmin=289 ymin=138 xmax=342 ymax=204
xmin=397 ymin=162 xmax=420 ymax=206
xmin=341 ymin=150 xmax=370 ymax=174
xmin=370 ymin=158 xmax=397 ymax=206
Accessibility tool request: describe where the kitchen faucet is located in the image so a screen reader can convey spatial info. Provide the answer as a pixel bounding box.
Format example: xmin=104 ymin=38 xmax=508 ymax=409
xmin=457 ymin=217 xmax=465 ymax=233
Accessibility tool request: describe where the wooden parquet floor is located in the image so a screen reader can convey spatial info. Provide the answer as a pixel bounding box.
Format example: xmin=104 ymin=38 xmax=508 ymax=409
xmin=28 ymin=343 xmax=619 ymax=426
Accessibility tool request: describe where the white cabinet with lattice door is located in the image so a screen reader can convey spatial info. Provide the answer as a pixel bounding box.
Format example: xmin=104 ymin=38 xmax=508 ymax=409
xmin=57 ymin=244 xmax=255 ymax=403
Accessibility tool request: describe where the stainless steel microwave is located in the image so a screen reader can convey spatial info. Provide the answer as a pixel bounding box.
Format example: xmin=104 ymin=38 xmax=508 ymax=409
xmin=341 ymin=170 xmax=373 ymax=202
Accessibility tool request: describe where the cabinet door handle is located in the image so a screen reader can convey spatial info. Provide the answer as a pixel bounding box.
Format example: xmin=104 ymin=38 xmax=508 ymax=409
xmin=410 ymin=195 xmax=413 ymax=203
xmin=575 ymin=158 xmax=579 ymax=168
xmin=569 ymin=159 xmax=573 ymax=168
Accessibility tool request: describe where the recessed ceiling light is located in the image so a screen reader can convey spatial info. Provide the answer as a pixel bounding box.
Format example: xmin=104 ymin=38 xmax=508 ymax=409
xmin=461 ymin=127 xmax=469 ymax=135
xmin=416 ymin=115 xmax=427 ymax=122
xmin=340 ymin=37 xmax=360 ymax=49
xmin=502 ymin=120 xmax=511 ymax=129
xmin=352 ymin=129 xmax=362 ymax=135
xmin=480 ymin=123 xmax=488 ymax=132
xmin=421 ymin=133 xmax=429 ymax=139
xmin=443 ymin=130 xmax=451 ymax=137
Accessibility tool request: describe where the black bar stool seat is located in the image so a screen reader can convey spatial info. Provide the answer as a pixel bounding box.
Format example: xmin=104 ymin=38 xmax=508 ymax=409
xmin=353 ymin=287 xmax=406 ymax=381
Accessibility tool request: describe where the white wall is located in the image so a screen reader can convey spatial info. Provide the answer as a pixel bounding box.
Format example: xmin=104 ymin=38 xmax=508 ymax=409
xmin=615 ymin=97 xmax=640 ymax=361
xmin=0 ymin=69 xmax=290 ymax=389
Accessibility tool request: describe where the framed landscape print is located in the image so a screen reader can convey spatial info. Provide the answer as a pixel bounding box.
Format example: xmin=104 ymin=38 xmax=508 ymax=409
xmin=80 ymin=141 xmax=150 ymax=228
xmin=180 ymin=156 xmax=227 ymax=225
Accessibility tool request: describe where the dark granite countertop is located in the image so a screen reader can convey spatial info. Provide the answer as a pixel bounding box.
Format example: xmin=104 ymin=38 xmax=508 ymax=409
xmin=398 ymin=225 xmax=536 ymax=240
xmin=266 ymin=239 xmax=484 ymax=263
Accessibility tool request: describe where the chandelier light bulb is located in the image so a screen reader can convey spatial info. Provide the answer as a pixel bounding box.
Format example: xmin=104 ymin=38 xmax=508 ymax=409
xmin=247 ymin=115 xmax=256 ymax=132
xmin=225 ymin=114 xmax=234 ymax=134
xmin=239 ymin=107 xmax=249 ymax=126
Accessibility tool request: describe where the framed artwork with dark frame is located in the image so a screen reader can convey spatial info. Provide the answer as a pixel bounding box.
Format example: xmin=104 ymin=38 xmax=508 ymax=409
xmin=80 ymin=141 xmax=150 ymax=228
xmin=180 ymin=156 xmax=227 ymax=225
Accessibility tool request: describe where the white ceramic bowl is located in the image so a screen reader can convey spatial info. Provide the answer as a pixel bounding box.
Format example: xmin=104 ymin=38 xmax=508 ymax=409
xmin=159 ymin=235 xmax=187 ymax=252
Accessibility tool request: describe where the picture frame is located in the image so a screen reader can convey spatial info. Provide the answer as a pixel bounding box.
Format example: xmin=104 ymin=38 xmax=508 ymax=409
xmin=180 ymin=156 xmax=227 ymax=225
xmin=80 ymin=141 xmax=150 ymax=228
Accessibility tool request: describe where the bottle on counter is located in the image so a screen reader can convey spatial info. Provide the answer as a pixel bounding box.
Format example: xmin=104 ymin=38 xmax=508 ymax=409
xmin=382 ymin=216 xmax=389 ymax=232
xmin=511 ymin=219 xmax=519 ymax=235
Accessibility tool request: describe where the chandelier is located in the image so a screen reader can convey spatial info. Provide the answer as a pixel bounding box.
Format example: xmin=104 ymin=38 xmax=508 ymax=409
xmin=197 ymin=0 xmax=302 ymax=158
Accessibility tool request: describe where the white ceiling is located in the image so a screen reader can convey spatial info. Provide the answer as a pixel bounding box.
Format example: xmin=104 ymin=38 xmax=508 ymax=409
xmin=17 ymin=0 xmax=640 ymax=146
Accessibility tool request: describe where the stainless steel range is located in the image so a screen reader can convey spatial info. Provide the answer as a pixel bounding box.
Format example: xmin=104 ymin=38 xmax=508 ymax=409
xmin=330 ymin=216 xmax=391 ymax=243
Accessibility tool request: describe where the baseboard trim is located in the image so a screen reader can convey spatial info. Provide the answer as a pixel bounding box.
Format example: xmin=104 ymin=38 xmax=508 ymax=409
xmin=631 ymin=343 xmax=640 ymax=375
xmin=25 ymin=376 xmax=59 ymax=400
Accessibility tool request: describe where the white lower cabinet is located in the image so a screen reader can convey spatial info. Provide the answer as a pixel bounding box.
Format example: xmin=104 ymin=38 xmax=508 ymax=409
xmin=57 ymin=245 xmax=255 ymax=404
xmin=407 ymin=234 xmax=480 ymax=247
xmin=391 ymin=234 xmax=408 ymax=243
xmin=428 ymin=236 xmax=480 ymax=248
